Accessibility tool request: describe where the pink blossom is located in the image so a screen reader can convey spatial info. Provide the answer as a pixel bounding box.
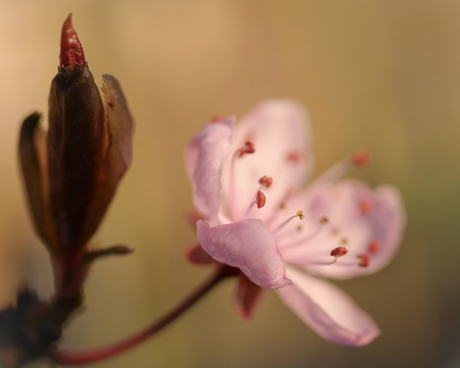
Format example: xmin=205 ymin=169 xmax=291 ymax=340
xmin=185 ymin=100 xmax=405 ymax=346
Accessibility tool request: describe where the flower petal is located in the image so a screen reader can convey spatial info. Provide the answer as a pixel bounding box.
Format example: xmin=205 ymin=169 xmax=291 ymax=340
xmin=222 ymin=99 xmax=313 ymax=222
xmin=185 ymin=119 xmax=234 ymax=225
xmin=197 ymin=219 xmax=291 ymax=289
xmin=277 ymin=267 xmax=380 ymax=346
xmin=234 ymin=274 xmax=264 ymax=319
xmin=280 ymin=180 xmax=406 ymax=279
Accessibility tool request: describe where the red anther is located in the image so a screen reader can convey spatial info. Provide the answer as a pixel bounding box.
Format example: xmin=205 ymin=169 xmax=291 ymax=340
xmin=359 ymin=200 xmax=372 ymax=214
xmin=287 ymin=151 xmax=301 ymax=163
xmin=357 ymin=254 xmax=370 ymax=267
xmin=239 ymin=141 xmax=256 ymax=157
xmin=352 ymin=150 xmax=370 ymax=167
xmin=331 ymin=247 xmax=348 ymax=257
xmin=368 ymin=240 xmax=380 ymax=253
xmin=259 ymin=176 xmax=273 ymax=187
xmin=211 ymin=115 xmax=225 ymax=123
xmin=60 ymin=14 xmax=85 ymax=68
xmin=256 ymin=191 xmax=266 ymax=208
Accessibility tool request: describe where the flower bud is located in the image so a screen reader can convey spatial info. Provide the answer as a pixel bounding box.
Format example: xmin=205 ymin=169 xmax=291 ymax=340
xmin=19 ymin=14 xmax=134 ymax=256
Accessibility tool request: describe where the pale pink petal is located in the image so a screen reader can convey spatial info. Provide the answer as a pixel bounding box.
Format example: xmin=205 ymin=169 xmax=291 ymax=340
xmin=221 ymin=100 xmax=313 ymax=222
xmin=197 ymin=219 xmax=291 ymax=289
xmin=279 ymin=180 xmax=406 ymax=279
xmin=277 ymin=267 xmax=380 ymax=346
xmin=234 ymin=274 xmax=264 ymax=319
xmin=185 ymin=119 xmax=234 ymax=225
xmin=185 ymin=243 xmax=218 ymax=265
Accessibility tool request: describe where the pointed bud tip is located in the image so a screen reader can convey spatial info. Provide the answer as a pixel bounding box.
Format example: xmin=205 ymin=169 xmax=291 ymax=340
xmin=60 ymin=13 xmax=85 ymax=68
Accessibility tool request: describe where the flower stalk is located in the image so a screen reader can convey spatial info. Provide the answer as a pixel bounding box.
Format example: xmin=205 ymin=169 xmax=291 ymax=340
xmin=51 ymin=266 xmax=238 ymax=365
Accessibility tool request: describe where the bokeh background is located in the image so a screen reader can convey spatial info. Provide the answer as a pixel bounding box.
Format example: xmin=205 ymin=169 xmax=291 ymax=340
xmin=1 ymin=1 xmax=459 ymax=367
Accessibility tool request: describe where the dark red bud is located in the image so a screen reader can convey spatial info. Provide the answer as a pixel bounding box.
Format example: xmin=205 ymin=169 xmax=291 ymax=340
xmin=20 ymin=15 xmax=134 ymax=256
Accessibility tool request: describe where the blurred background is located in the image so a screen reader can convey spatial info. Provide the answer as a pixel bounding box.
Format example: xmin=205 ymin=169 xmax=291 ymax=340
xmin=0 ymin=1 xmax=459 ymax=367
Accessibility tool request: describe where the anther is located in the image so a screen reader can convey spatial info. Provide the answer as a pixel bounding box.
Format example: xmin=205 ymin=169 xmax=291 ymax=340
xmin=341 ymin=238 xmax=348 ymax=244
xmin=352 ymin=150 xmax=370 ymax=167
xmin=368 ymin=240 xmax=380 ymax=253
xmin=320 ymin=217 xmax=329 ymax=224
xmin=357 ymin=254 xmax=370 ymax=267
xmin=331 ymin=227 xmax=340 ymax=236
xmin=331 ymin=247 xmax=348 ymax=258
xmin=259 ymin=176 xmax=273 ymax=188
xmin=296 ymin=210 xmax=305 ymax=220
xmin=256 ymin=191 xmax=266 ymax=209
xmin=239 ymin=141 xmax=255 ymax=157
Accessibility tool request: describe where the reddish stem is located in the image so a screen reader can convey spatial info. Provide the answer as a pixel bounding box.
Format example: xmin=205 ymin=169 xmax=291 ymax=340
xmin=51 ymin=266 xmax=234 ymax=365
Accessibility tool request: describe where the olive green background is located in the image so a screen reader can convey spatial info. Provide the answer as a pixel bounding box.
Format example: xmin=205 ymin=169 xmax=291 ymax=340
xmin=0 ymin=1 xmax=459 ymax=367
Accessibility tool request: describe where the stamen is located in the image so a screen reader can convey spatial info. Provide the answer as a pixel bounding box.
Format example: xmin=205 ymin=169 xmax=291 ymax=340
xmin=340 ymin=238 xmax=348 ymax=244
xmin=331 ymin=227 xmax=340 ymax=236
xmin=359 ymin=200 xmax=372 ymax=214
xmin=330 ymin=247 xmax=348 ymax=257
xmin=256 ymin=191 xmax=266 ymax=208
xmin=259 ymin=176 xmax=273 ymax=188
xmin=245 ymin=191 xmax=267 ymax=216
xmin=324 ymin=246 xmax=349 ymax=265
xmin=368 ymin=240 xmax=380 ymax=253
xmin=357 ymin=254 xmax=370 ymax=267
xmin=272 ymin=210 xmax=304 ymax=234
xmin=238 ymin=141 xmax=255 ymax=157
xmin=352 ymin=150 xmax=370 ymax=167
